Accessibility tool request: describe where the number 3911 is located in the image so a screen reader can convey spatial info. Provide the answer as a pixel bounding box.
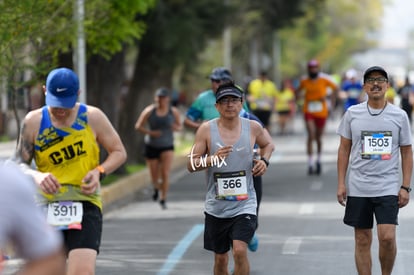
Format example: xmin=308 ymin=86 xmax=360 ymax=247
xmin=53 ymin=205 xmax=78 ymax=216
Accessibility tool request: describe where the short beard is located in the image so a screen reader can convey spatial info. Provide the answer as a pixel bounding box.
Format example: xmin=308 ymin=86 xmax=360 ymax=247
xmin=308 ymin=72 xmax=319 ymax=79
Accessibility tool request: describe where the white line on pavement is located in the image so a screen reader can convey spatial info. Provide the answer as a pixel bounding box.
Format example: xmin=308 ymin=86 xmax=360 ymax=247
xmin=299 ymin=203 xmax=315 ymax=215
xmin=282 ymin=237 xmax=303 ymax=255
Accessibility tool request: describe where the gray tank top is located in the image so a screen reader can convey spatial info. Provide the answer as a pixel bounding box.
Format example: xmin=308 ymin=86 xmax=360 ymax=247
xmin=205 ymin=117 xmax=257 ymax=218
xmin=147 ymin=107 xmax=174 ymax=148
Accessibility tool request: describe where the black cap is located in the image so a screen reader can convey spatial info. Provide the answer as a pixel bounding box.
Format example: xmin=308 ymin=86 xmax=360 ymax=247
xmin=216 ymin=83 xmax=242 ymax=102
xmin=209 ymin=67 xmax=232 ymax=81
xmin=363 ymin=66 xmax=388 ymax=82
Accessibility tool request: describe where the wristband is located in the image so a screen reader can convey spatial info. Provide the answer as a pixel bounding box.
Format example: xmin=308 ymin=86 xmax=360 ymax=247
xmin=260 ymin=157 xmax=269 ymax=167
xmin=96 ymin=165 xmax=106 ymax=181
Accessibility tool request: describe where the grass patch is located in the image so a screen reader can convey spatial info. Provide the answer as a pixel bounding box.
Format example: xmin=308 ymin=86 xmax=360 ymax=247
xmin=101 ymin=163 xmax=145 ymax=186
xmin=175 ymin=139 xmax=193 ymax=156
xmin=0 ymin=135 xmax=10 ymax=142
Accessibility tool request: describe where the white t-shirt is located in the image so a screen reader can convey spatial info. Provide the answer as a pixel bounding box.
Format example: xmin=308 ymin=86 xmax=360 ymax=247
xmin=0 ymin=162 xmax=62 ymax=260
xmin=337 ymin=102 xmax=412 ymax=197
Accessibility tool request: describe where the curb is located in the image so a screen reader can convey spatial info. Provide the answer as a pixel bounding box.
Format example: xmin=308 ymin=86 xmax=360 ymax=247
xmin=101 ymin=153 xmax=188 ymax=213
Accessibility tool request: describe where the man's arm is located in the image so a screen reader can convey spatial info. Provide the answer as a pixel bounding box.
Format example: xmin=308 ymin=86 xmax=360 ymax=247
xmin=187 ymin=122 xmax=209 ymax=172
xmin=184 ymin=96 xmax=204 ymax=130
xmin=90 ymin=106 xmax=127 ymax=175
xmin=83 ymin=106 xmax=127 ymax=194
xmin=254 ymin=122 xmax=274 ymax=160
xmin=399 ymin=145 xmax=413 ymax=208
xmin=184 ymin=116 xmax=201 ymax=130
xmin=337 ymin=136 xmax=351 ymax=206
xmin=253 ymin=122 xmax=274 ymax=176
xmin=12 ymin=111 xmax=61 ymax=194
xmin=13 ymin=113 xmax=36 ymax=166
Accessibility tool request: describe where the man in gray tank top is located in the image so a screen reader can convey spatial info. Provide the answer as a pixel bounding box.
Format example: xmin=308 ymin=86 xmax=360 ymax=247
xmin=337 ymin=66 xmax=413 ymax=275
xmin=187 ymin=83 xmax=274 ymax=274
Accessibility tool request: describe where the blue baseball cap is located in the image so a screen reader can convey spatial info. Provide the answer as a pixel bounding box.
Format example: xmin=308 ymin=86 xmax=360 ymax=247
xmin=209 ymin=67 xmax=233 ymax=81
xmin=46 ymin=68 xmax=79 ymax=108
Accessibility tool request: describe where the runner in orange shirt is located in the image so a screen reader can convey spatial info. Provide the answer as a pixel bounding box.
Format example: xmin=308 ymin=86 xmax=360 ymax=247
xmin=295 ymin=60 xmax=338 ymax=175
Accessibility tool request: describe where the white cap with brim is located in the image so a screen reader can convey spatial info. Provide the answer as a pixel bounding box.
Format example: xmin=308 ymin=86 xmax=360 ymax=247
xmin=46 ymin=68 xmax=79 ymax=108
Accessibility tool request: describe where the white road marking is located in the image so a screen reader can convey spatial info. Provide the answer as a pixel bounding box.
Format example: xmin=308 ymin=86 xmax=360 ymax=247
xmin=282 ymin=237 xmax=303 ymax=255
xmin=310 ymin=180 xmax=323 ymax=190
xmin=299 ymin=203 xmax=315 ymax=215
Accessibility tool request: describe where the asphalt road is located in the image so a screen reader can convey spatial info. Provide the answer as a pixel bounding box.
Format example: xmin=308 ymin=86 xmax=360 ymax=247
xmin=3 ymin=115 xmax=414 ymax=274
xmin=95 ymin=116 xmax=414 ymax=275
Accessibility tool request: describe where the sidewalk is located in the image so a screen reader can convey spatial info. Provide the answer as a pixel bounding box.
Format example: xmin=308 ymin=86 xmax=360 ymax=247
xmin=0 ymin=140 xmax=16 ymax=159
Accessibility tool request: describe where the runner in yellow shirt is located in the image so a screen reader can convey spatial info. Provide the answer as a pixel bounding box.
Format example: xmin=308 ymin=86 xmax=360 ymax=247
xmin=247 ymin=71 xmax=278 ymax=132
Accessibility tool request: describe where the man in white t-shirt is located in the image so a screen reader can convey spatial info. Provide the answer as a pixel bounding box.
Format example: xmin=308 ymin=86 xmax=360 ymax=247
xmin=336 ymin=66 xmax=413 ymax=275
xmin=0 ymin=162 xmax=65 ymax=275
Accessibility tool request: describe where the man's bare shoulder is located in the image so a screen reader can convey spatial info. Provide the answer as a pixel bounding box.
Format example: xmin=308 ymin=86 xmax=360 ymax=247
xmin=249 ymin=119 xmax=263 ymax=130
xmin=195 ymin=120 xmax=211 ymax=137
xmin=85 ymin=105 xmax=106 ymax=120
xmin=23 ymin=108 xmax=43 ymax=126
xmin=84 ymin=104 xmax=114 ymax=133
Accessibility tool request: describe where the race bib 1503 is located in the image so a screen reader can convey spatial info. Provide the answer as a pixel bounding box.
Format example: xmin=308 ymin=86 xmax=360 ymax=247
xmin=361 ymin=131 xmax=392 ymax=160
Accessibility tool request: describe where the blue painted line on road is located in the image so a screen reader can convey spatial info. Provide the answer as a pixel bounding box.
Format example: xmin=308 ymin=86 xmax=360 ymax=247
xmin=157 ymin=224 xmax=204 ymax=275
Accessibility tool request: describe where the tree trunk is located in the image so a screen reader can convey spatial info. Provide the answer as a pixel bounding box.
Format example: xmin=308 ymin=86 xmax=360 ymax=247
xmin=118 ymin=51 xmax=172 ymax=164
xmin=87 ymin=51 xmax=127 ymax=174
xmin=87 ymin=51 xmax=125 ymax=126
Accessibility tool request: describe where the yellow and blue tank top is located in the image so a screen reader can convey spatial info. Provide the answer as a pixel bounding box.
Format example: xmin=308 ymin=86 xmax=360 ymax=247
xmin=34 ymin=104 xmax=102 ymax=209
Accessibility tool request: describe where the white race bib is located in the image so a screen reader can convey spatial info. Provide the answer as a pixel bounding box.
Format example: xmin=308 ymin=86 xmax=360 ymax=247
xmin=256 ymin=99 xmax=271 ymax=110
xmin=307 ymin=100 xmax=323 ymax=113
xmin=46 ymin=201 xmax=83 ymax=230
xmin=361 ymin=131 xmax=392 ymax=160
xmin=214 ymin=171 xmax=248 ymax=201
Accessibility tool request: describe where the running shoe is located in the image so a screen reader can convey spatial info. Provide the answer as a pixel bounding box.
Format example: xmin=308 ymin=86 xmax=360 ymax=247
xmin=315 ymin=161 xmax=321 ymax=175
xmin=160 ymin=200 xmax=167 ymax=210
xmin=248 ymin=233 xmax=259 ymax=252
xmin=152 ymin=189 xmax=159 ymax=201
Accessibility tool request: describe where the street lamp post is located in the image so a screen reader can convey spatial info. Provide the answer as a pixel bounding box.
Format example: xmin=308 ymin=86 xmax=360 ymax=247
xmin=74 ymin=0 xmax=86 ymax=103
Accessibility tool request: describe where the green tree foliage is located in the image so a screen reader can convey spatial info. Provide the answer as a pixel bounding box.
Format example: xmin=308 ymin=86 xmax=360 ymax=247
xmin=118 ymin=0 xmax=232 ymax=163
xmin=0 ymin=0 xmax=155 ymax=87
xmin=278 ymin=0 xmax=384 ymax=77
xmin=85 ymin=0 xmax=154 ymax=58
xmin=0 ymin=0 xmax=154 ymax=138
xmin=221 ymin=0 xmax=313 ymax=82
